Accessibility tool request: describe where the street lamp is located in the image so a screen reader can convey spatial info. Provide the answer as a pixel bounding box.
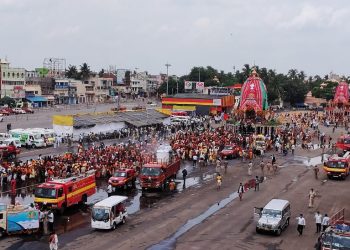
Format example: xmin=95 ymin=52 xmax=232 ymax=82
xmin=165 ymin=63 xmax=171 ymax=96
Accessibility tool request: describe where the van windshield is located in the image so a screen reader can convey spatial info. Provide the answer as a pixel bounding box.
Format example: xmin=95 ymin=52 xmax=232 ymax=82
xmin=35 ymin=188 xmax=57 ymax=198
xmin=34 ymin=134 xmax=41 ymax=140
xmin=92 ymin=207 xmax=110 ymax=221
xmin=327 ymin=161 xmax=346 ymax=168
xmin=141 ymin=167 xmax=161 ymax=176
xmin=262 ymin=209 xmax=282 ymax=218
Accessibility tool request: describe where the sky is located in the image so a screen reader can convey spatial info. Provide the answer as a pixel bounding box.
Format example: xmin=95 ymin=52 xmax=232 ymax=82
xmin=0 ymin=0 xmax=349 ymax=77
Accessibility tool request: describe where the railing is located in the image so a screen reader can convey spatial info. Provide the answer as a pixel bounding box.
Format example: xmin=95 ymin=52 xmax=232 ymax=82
xmin=330 ymin=208 xmax=345 ymax=225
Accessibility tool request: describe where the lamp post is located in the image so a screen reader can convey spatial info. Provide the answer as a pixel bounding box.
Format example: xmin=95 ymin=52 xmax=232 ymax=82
xmin=165 ymin=63 xmax=171 ymax=96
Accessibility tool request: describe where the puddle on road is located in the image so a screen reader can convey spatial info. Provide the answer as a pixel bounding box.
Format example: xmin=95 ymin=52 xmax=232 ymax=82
xmin=148 ymin=191 xmax=239 ymax=250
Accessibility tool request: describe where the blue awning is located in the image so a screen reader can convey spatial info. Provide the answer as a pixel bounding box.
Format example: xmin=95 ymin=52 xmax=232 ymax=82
xmin=26 ymin=96 xmax=48 ymax=102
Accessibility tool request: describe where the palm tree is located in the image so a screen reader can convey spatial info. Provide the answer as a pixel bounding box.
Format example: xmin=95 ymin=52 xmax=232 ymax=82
xmin=65 ymin=65 xmax=79 ymax=79
xmin=80 ymin=63 xmax=91 ymax=80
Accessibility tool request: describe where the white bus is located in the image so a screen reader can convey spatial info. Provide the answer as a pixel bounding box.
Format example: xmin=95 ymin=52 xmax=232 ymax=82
xmin=91 ymin=196 xmax=128 ymax=230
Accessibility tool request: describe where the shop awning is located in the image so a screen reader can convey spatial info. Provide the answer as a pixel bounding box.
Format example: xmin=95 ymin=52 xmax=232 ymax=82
xmin=26 ymin=96 xmax=48 ymax=102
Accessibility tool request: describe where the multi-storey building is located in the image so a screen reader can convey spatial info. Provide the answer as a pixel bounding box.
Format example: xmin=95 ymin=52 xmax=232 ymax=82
xmin=0 ymin=59 xmax=26 ymax=99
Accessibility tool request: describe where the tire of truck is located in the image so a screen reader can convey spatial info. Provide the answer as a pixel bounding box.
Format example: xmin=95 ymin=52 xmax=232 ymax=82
xmin=121 ymin=217 xmax=126 ymax=225
xmin=0 ymin=228 xmax=4 ymax=238
xmin=112 ymin=222 xmax=117 ymax=230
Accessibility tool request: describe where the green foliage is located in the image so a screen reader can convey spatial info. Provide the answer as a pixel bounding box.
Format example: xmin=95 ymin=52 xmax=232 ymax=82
xmin=65 ymin=63 xmax=92 ymax=80
xmin=158 ymin=77 xmax=184 ymax=95
xmin=0 ymin=96 xmax=16 ymax=107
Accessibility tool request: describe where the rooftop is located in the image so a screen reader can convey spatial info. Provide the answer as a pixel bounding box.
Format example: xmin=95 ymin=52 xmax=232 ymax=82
xmin=73 ymin=109 xmax=167 ymax=128
xmin=167 ymin=93 xmax=229 ymax=99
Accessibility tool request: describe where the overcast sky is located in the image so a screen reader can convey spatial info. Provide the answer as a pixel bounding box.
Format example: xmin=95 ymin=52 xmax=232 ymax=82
xmin=0 ymin=0 xmax=349 ymax=77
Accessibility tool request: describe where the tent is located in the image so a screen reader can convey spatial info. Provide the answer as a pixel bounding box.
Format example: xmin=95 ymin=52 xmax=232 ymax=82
xmin=239 ymin=70 xmax=268 ymax=111
xmin=52 ymin=109 xmax=167 ymax=140
xmin=333 ymin=82 xmax=349 ymax=104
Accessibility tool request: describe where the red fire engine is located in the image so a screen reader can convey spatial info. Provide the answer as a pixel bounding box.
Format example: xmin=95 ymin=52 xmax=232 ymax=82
xmin=34 ymin=170 xmax=96 ymax=213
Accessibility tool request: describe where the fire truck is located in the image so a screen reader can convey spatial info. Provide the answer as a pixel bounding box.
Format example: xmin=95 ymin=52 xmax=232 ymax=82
xmin=336 ymin=134 xmax=350 ymax=151
xmin=323 ymin=152 xmax=350 ymax=180
xmin=139 ymin=144 xmax=180 ymax=191
xmin=34 ymin=170 xmax=96 ymax=213
xmin=320 ymin=208 xmax=350 ymax=250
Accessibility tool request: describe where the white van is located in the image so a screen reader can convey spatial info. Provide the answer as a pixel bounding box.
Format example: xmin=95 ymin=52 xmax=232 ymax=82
xmin=9 ymin=129 xmax=46 ymax=148
xmin=254 ymin=199 xmax=291 ymax=235
xmin=1 ymin=138 xmax=21 ymax=148
xmin=91 ymin=196 xmax=128 ymax=230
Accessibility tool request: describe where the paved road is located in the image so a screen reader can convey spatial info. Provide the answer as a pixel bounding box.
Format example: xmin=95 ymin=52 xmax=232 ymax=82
xmin=0 ymin=99 xmax=160 ymax=131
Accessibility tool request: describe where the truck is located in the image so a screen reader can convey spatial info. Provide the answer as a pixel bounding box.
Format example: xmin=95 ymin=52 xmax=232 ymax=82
xmin=34 ymin=170 xmax=96 ymax=213
xmin=0 ymin=143 xmax=20 ymax=160
xmin=0 ymin=204 xmax=40 ymax=237
xmin=320 ymin=208 xmax=350 ymax=250
xmin=108 ymin=168 xmax=137 ymax=189
xmin=9 ymin=129 xmax=46 ymax=148
xmin=139 ymin=144 xmax=180 ymax=191
xmin=323 ymin=152 xmax=350 ymax=180
xmin=336 ymin=134 xmax=350 ymax=151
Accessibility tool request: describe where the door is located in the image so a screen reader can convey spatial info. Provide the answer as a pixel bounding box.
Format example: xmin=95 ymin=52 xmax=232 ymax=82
xmin=254 ymin=207 xmax=262 ymax=222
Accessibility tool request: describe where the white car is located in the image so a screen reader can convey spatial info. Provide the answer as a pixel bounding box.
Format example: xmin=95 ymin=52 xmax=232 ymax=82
xmin=13 ymin=108 xmax=26 ymax=114
xmin=1 ymin=138 xmax=22 ymax=148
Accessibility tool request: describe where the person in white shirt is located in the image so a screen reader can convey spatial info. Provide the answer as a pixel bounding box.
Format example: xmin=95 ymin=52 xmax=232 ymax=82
xmin=296 ymin=214 xmax=306 ymax=236
xmin=314 ymin=211 xmax=322 ymax=233
xmin=322 ymin=214 xmax=330 ymax=232
xmin=49 ymin=231 xmax=58 ymax=250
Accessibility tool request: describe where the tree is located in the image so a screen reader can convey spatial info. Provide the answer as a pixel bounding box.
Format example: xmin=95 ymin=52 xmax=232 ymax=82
xmin=0 ymin=96 xmax=16 ymax=107
xmin=80 ymin=63 xmax=91 ymax=80
xmin=65 ymin=65 xmax=79 ymax=79
xmin=158 ymin=77 xmax=184 ymax=95
xmin=98 ymin=69 xmax=105 ymax=77
xmin=280 ymin=77 xmax=308 ymax=105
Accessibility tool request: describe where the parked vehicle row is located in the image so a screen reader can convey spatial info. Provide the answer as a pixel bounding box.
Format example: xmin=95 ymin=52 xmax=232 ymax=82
xmin=0 ymin=107 xmax=34 ymax=116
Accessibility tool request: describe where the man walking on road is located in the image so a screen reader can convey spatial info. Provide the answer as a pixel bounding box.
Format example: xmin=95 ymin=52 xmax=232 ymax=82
xmin=254 ymin=176 xmax=260 ymax=191
xmin=297 ymin=214 xmax=306 ymax=236
xmin=322 ymin=214 xmax=330 ymax=232
xmin=182 ymin=168 xmax=188 ymax=187
xmin=309 ymin=188 xmax=316 ymax=208
xmin=238 ymin=183 xmax=244 ymax=201
xmin=315 ymin=211 xmax=322 ymax=233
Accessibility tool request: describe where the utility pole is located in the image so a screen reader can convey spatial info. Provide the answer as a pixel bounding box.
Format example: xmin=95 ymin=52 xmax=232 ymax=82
xmin=198 ymin=67 xmax=201 ymax=82
xmin=165 ymin=63 xmax=171 ymax=96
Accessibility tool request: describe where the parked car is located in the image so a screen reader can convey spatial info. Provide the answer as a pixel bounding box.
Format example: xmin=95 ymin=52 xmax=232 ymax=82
xmin=13 ymin=108 xmax=26 ymax=114
xmin=2 ymin=108 xmax=15 ymax=115
xmin=0 ymin=110 xmax=10 ymax=116
xmin=219 ymin=144 xmax=241 ymax=159
xmin=22 ymin=107 xmax=34 ymax=114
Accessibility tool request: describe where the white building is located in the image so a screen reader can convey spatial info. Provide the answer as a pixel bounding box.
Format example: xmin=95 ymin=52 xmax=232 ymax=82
xmin=0 ymin=59 xmax=26 ymax=99
xmin=130 ymin=72 xmax=147 ymax=93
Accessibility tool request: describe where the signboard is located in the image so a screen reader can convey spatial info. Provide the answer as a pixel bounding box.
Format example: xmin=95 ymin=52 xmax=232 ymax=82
xmin=13 ymin=86 xmax=25 ymax=99
xmin=196 ymin=82 xmax=204 ymax=90
xmin=184 ymin=81 xmax=193 ymax=90
xmin=209 ymin=87 xmax=230 ymax=96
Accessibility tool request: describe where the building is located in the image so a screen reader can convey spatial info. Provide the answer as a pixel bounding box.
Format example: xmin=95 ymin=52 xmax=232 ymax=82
xmin=84 ymin=76 xmax=113 ymax=102
xmin=147 ymin=75 xmax=163 ymax=96
xmin=54 ymin=79 xmax=78 ymax=104
xmin=162 ymin=93 xmax=234 ymax=115
xmin=24 ymin=70 xmax=56 ymax=106
xmin=130 ymin=72 xmax=147 ymax=94
xmin=0 ymin=59 xmax=26 ymax=99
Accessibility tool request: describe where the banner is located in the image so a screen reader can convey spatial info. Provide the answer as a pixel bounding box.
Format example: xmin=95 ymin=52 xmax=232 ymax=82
xmin=196 ymin=82 xmax=204 ymax=90
xmin=184 ymin=81 xmax=193 ymax=90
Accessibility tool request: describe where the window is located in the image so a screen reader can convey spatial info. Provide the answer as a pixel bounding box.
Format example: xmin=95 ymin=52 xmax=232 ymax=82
xmin=8 ymin=72 xmax=10 ymax=77
xmin=2 ymin=72 xmax=4 ymax=77
xmin=17 ymin=73 xmax=19 ymax=78
xmin=0 ymin=213 xmax=3 ymax=220
xmin=12 ymin=72 xmax=14 ymax=77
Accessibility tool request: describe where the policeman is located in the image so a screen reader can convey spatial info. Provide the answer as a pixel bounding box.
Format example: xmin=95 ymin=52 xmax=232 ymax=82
xmin=47 ymin=210 xmax=54 ymax=232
